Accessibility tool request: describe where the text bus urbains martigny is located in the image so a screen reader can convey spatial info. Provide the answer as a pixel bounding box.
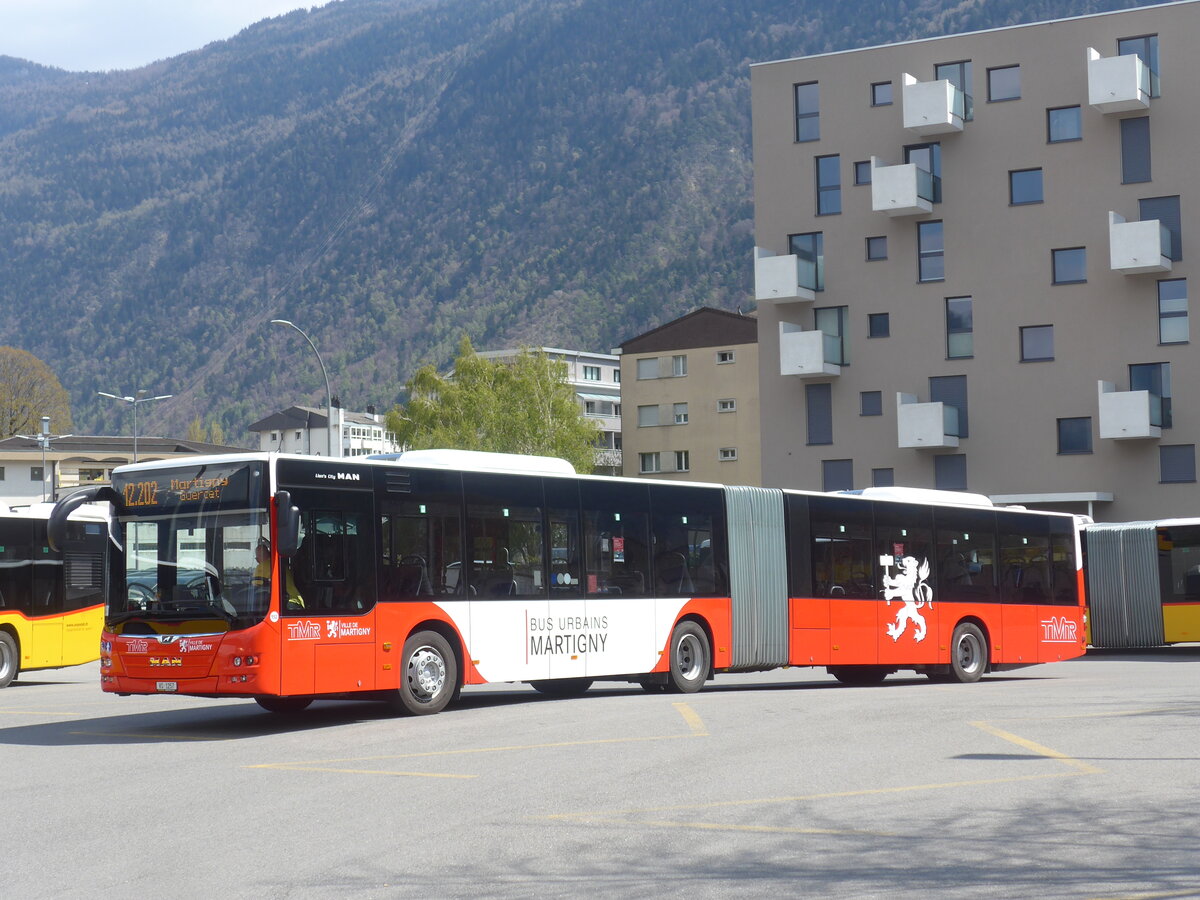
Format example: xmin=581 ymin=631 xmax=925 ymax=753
xmin=48 ymin=450 xmax=1087 ymax=715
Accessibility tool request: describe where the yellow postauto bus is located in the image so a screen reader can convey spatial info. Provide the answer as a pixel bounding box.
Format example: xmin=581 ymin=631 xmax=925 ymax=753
xmin=0 ymin=502 xmax=108 ymax=688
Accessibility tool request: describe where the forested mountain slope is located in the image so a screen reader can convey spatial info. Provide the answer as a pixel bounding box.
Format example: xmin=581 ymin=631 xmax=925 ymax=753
xmin=0 ymin=0 xmax=1155 ymax=437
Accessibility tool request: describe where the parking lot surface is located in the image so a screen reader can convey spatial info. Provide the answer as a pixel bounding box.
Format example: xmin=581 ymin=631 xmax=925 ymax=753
xmin=3 ymin=649 xmax=1198 ymax=899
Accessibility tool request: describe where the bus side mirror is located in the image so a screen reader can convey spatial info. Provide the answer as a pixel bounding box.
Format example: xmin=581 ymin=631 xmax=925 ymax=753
xmin=275 ymin=490 xmax=301 ymax=557
xmin=48 ymin=485 xmax=121 ymax=552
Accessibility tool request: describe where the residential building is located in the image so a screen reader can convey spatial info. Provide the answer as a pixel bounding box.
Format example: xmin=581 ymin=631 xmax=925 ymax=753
xmin=618 ymin=307 xmax=760 ymax=485
xmin=0 ymin=435 xmax=245 ymax=505
xmin=248 ymin=405 xmax=400 ymax=457
xmin=477 ymin=347 xmax=623 ymax=475
xmin=751 ymin=1 xmax=1196 ymax=520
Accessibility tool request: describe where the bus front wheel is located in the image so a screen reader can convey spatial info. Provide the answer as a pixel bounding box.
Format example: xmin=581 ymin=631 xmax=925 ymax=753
xmin=0 ymin=632 xmax=17 ymax=688
xmin=949 ymin=622 xmax=988 ymax=683
xmin=393 ymin=630 xmax=458 ymax=715
xmin=667 ymin=621 xmax=710 ymax=694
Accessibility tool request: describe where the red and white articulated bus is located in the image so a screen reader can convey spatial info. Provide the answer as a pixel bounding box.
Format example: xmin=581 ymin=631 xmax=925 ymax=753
xmin=48 ymin=450 xmax=1087 ymax=715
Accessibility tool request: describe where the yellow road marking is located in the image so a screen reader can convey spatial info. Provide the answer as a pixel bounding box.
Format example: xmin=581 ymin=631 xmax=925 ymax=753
xmin=970 ymin=720 xmax=1104 ymax=774
xmin=253 ymin=764 xmax=476 ymax=779
xmin=672 ymin=701 xmax=708 ymax=735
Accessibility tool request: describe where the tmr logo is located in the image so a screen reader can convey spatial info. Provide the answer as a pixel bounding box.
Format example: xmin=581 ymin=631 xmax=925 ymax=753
xmin=286 ymin=620 xmax=321 ymax=641
xmin=1040 ymin=616 xmax=1079 ymax=643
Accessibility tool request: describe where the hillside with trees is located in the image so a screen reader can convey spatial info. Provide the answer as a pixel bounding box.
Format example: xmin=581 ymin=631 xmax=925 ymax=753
xmin=0 ymin=0 xmax=1156 ymax=440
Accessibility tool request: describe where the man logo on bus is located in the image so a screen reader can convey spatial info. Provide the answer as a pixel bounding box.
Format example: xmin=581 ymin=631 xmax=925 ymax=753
xmin=880 ymin=554 xmax=933 ymax=642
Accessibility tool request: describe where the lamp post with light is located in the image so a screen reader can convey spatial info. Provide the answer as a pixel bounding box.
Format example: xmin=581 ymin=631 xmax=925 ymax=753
xmin=98 ymin=389 xmax=173 ymax=463
xmin=15 ymin=416 xmax=72 ymax=501
xmin=270 ymin=319 xmax=335 ymax=457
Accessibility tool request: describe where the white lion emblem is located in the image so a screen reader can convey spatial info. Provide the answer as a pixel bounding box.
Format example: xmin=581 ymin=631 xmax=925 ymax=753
xmin=881 ymin=554 xmax=933 ymax=642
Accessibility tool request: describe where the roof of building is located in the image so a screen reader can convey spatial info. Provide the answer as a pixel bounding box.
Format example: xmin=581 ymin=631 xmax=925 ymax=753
xmin=619 ymin=307 xmax=758 ymax=355
xmin=0 ymin=435 xmax=248 ymax=456
xmin=247 ymin=405 xmax=386 ymax=432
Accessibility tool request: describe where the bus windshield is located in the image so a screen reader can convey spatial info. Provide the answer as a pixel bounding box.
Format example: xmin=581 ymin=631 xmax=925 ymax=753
xmin=111 ymin=461 xmax=268 ymax=630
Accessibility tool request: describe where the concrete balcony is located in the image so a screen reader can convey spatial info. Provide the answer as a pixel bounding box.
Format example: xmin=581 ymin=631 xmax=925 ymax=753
xmin=1108 ymin=212 xmax=1171 ymax=275
xmin=1098 ymin=381 xmax=1161 ymax=440
xmin=754 ymin=247 xmax=817 ymax=304
xmin=779 ymin=322 xmax=841 ymax=378
xmin=870 ymin=157 xmax=934 ymax=217
xmin=896 ymin=392 xmax=959 ymax=449
xmin=901 ymin=74 xmax=964 ymax=136
xmin=1087 ymin=48 xmax=1150 ymax=114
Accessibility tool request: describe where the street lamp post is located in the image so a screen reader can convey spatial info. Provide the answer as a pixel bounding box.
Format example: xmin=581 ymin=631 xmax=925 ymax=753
xmin=270 ymin=319 xmax=336 ymax=457
xmin=15 ymin=416 xmax=72 ymax=502
xmin=98 ymin=389 xmax=173 ymax=463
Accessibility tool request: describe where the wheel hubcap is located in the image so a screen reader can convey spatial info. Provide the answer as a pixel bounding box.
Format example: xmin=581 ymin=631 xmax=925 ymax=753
xmin=958 ymin=635 xmax=981 ymax=673
xmin=408 ymin=646 xmax=445 ymax=701
xmin=676 ymin=634 xmax=701 ymax=681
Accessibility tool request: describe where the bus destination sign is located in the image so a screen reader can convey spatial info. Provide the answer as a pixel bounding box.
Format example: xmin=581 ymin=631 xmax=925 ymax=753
xmin=114 ymin=463 xmax=265 ymax=514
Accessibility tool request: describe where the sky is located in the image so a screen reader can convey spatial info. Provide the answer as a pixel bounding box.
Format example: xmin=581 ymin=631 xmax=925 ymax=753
xmin=0 ymin=1 xmax=330 ymax=72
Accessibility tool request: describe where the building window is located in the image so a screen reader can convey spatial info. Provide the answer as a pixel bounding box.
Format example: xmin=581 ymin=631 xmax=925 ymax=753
xmin=934 ymin=455 xmax=967 ymax=491
xmin=905 ymin=142 xmax=941 ymax=203
xmin=637 ymin=405 xmax=660 ymax=427
xmin=1139 ymin=196 xmax=1182 ymax=261
xmin=613 ymin=369 xmax=620 ymax=383
xmin=815 ymin=306 xmax=848 ymax=365
xmin=1052 ymin=247 xmax=1086 ymax=285
xmin=671 ymin=354 xmax=688 ymax=377
xmin=930 ymin=374 xmax=968 ymax=438
xmin=1020 ymin=325 xmax=1054 ymax=361
xmin=871 ymin=81 xmax=893 ymax=106
xmin=945 ymin=297 xmax=973 ymax=359
xmin=789 ymin=232 xmax=824 ymax=292
xmin=639 ymin=452 xmax=661 ymax=474
xmin=718 ymin=398 xmax=736 ymax=413
xmin=673 ymin=403 xmax=689 ymax=425
xmin=1047 ymin=106 xmax=1081 ymax=143
xmin=868 ymin=312 xmax=890 ymax=338
xmin=295 ymin=431 xmax=302 ymax=440
xmin=987 ymin=65 xmax=1020 ymax=101
xmin=0 ymin=467 xmax=5 ymax=481
xmin=1121 ymin=117 xmax=1151 ymax=184
xmin=585 ymin=400 xmax=598 ymax=416
xmin=674 ymin=450 xmax=690 ymax=473
xmin=854 ymin=160 xmax=872 ymax=185
xmin=866 ymin=236 xmax=887 ymax=261
xmin=1057 ymin=418 xmax=1092 ymax=454
xmin=1159 ymin=279 xmax=1188 ymax=344
xmin=719 ymin=447 xmax=738 ymax=462
xmin=582 ymin=365 xmax=601 ymax=381
xmin=816 ymin=154 xmax=841 ymax=215
xmin=794 ymin=81 xmax=819 ymax=142
xmin=1130 ymin=362 xmax=1171 ymax=428
xmin=822 ymin=459 xmax=853 ymax=492
xmin=1160 ymin=445 xmax=1195 ymax=484
xmin=872 ymin=468 xmax=895 ymax=487
xmin=918 ymin=220 xmax=944 ymax=282
xmin=716 ymin=350 xmax=735 ymax=364
xmin=637 ymin=358 xmax=659 ymax=379
xmin=935 ymin=60 xmax=972 ymax=120
xmin=860 ymin=391 xmax=882 ymax=417
xmin=1009 ymin=168 xmax=1043 ymax=205
xmin=1118 ymin=34 xmax=1159 ymax=97
xmin=806 ymin=382 xmax=832 ymax=446
xmin=30 ymin=466 xmax=44 ymax=482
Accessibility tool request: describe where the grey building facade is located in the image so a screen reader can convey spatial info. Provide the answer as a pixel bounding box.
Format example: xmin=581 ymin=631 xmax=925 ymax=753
xmin=751 ymin=1 xmax=1197 ymax=521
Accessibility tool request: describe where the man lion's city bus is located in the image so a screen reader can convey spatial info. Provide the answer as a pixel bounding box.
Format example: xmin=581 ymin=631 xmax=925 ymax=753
xmin=1 ymin=503 xmax=108 ymax=688
xmin=48 ymin=450 xmax=1087 ymax=714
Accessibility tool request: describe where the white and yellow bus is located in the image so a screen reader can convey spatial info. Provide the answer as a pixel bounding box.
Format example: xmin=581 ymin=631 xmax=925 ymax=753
xmin=0 ymin=503 xmax=108 ymax=688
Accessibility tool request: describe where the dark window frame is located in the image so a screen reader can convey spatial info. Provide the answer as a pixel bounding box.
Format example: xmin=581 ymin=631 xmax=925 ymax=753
xmin=1009 ymin=168 xmax=1044 ymax=206
xmin=918 ymin=220 xmax=945 ymax=283
xmin=1047 ymin=105 xmax=1082 ymax=143
xmin=871 ymin=81 xmax=893 ymax=107
xmin=816 ymin=154 xmax=842 ymax=216
xmin=1020 ymin=325 xmax=1055 ymax=362
xmin=794 ymin=81 xmax=820 ymax=143
xmin=1158 ymin=278 xmax=1188 ymax=345
xmin=987 ymin=64 xmax=1021 ymax=102
xmin=866 ymin=236 xmax=887 ymax=261
xmin=1052 ymin=247 xmax=1087 ymax=285
xmin=1057 ymin=417 xmax=1093 ymax=455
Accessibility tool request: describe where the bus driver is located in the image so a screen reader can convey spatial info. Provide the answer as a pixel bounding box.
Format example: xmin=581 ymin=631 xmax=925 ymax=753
xmin=253 ymin=539 xmax=305 ymax=609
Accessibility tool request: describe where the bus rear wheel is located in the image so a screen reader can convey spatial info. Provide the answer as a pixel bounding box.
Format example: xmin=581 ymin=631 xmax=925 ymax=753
xmin=393 ymin=630 xmax=457 ymax=715
xmin=255 ymin=696 xmax=313 ymax=713
xmin=667 ymin=621 xmax=710 ymax=694
xmin=530 ymin=677 xmax=593 ymax=697
xmin=949 ymin=622 xmax=988 ymax=683
xmin=829 ymin=665 xmax=889 ymax=685
xmin=0 ymin=632 xmax=17 ymax=688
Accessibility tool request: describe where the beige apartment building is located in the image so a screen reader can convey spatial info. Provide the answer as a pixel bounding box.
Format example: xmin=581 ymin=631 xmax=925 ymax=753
xmin=751 ymin=1 xmax=1197 ymax=521
xmin=618 ymin=307 xmax=760 ymax=485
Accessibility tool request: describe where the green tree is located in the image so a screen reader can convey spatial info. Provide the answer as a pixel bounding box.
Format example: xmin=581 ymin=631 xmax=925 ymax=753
xmin=186 ymin=417 xmax=206 ymax=442
xmin=0 ymin=347 xmax=73 ymax=439
xmin=387 ymin=337 xmax=601 ymax=473
xmin=208 ymin=421 xmax=226 ymax=445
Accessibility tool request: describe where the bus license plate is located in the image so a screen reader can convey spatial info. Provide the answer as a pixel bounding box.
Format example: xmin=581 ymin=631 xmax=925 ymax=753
xmin=156 ymin=681 xmax=178 ymax=692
